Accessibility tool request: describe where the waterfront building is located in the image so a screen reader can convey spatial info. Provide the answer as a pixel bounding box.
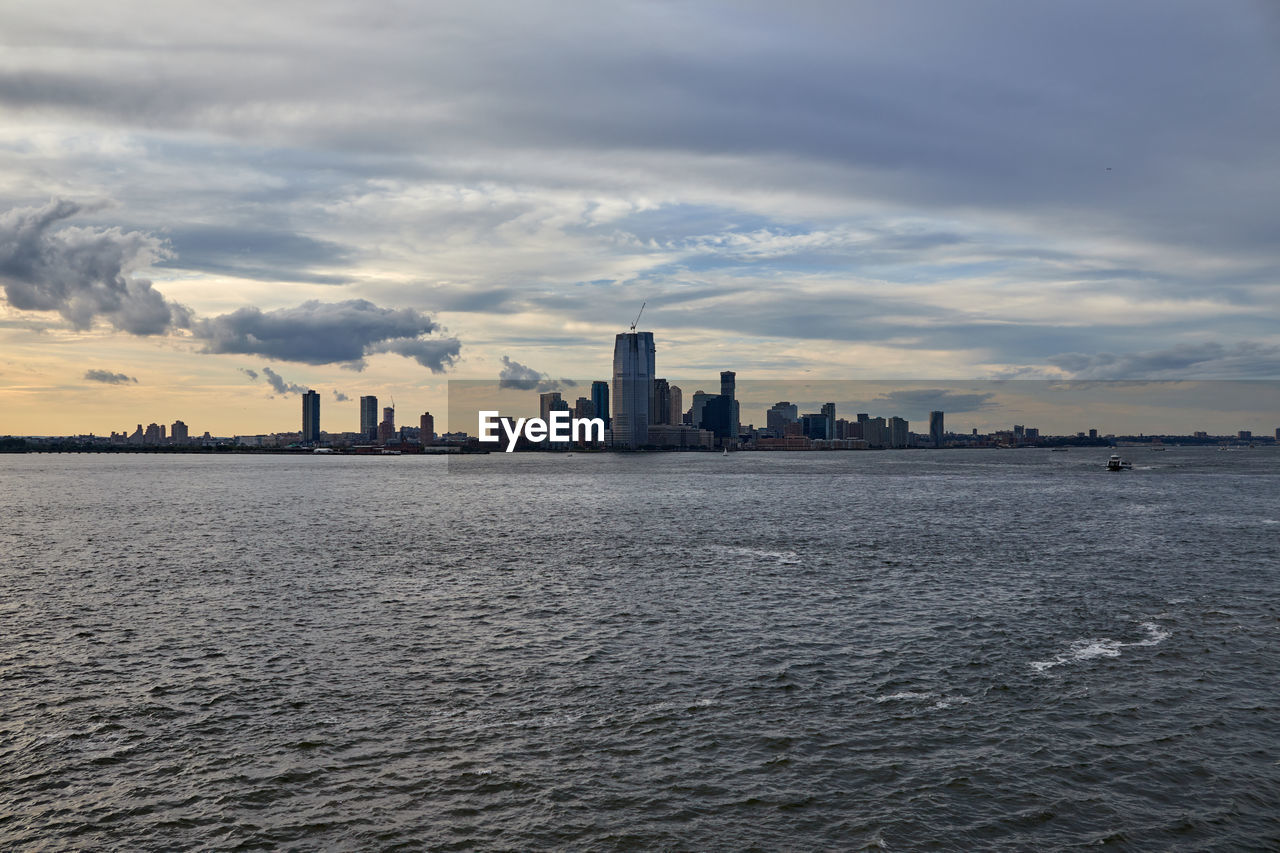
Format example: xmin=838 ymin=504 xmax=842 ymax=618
xmin=930 ymin=411 xmax=944 ymax=447
xmin=647 ymin=424 xmax=714 ymax=449
xmin=171 ymin=420 xmax=189 ymax=444
xmin=377 ymin=405 xmax=395 ymax=443
xmin=573 ymin=397 xmax=595 ymax=420
xmin=420 ymin=412 xmax=435 ymax=444
xmin=864 ymin=416 xmax=888 ymax=448
xmin=539 ymin=392 xmax=563 ymax=424
xmin=302 ymin=390 xmax=320 ymax=443
xmin=651 ymin=378 xmax=671 ymax=425
xmin=591 ymin=380 xmax=610 ymax=429
xmin=800 ymin=413 xmax=830 ymax=441
xmin=821 ymin=402 xmax=835 ymax=441
xmin=690 ymin=390 xmax=710 ymax=429
xmin=611 ymin=331 xmax=655 ymax=449
xmin=767 ymin=402 xmax=799 ymax=437
xmin=888 ymin=416 xmax=909 ymax=448
xmin=360 ymin=396 xmax=379 ymax=440
xmin=720 ymin=371 xmax=738 ymax=443
xmin=669 ymin=385 xmax=683 ymax=427
xmin=701 ymin=394 xmax=734 ymax=442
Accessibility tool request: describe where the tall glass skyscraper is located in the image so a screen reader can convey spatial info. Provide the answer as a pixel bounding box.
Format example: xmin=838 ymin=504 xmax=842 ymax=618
xmin=590 ymin=380 xmax=610 ymax=429
xmin=720 ymin=370 xmax=738 ymax=445
xmin=611 ymin=331 xmax=655 ymax=449
xmin=360 ymin=395 xmax=378 ymax=440
xmin=302 ymin=390 xmax=320 ymax=443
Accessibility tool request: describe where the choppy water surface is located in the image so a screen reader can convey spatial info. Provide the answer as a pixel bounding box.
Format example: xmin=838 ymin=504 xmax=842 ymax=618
xmin=2 ymin=448 xmax=1278 ymax=850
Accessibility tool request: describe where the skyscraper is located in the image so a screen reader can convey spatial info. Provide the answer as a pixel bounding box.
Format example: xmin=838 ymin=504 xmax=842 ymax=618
xmin=690 ymin=390 xmax=710 ymax=429
xmin=170 ymin=420 xmax=189 ymax=444
xmin=360 ymin=395 xmax=378 ymax=440
xmin=302 ymin=390 xmax=320 ymax=443
xmin=612 ymin=331 xmax=655 ymax=449
xmin=668 ymin=385 xmax=683 ymax=426
xmin=720 ymin=370 xmax=738 ymax=442
xmin=591 ymin=380 xmax=610 ymax=429
xmin=821 ymin=402 xmax=835 ymax=441
xmin=767 ymin=402 xmax=798 ymax=436
xmin=420 ymin=412 xmax=435 ymax=444
xmin=651 ymin=378 xmax=671 ymax=425
xmin=888 ymin=416 xmax=908 ymax=448
xmin=378 ymin=405 xmax=396 ymax=443
xmin=539 ymin=391 xmax=563 ymax=423
xmin=929 ymin=411 xmax=944 ymax=447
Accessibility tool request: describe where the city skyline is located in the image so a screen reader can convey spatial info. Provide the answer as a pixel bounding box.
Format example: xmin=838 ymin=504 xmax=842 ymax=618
xmin=2 ymin=3 xmax=1279 ymax=437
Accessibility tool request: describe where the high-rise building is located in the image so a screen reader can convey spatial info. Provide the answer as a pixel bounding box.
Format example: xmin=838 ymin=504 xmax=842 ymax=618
xmin=360 ymin=396 xmax=379 ymax=440
xmin=767 ymin=402 xmax=799 ymax=437
xmin=420 ymin=412 xmax=435 ymax=444
xmin=701 ymin=394 xmax=734 ymax=441
xmin=821 ymin=402 xmax=835 ymax=441
xmin=864 ymin=416 xmax=888 ymax=448
xmin=539 ymin=391 xmax=563 ymax=424
xmin=611 ymin=331 xmax=655 ymax=449
xmin=929 ymin=411 xmax=944 ymax=447
xmin=720 ymin=371 xmax=738 ymax=443
xmin=591 ymin=380 xmax=610 ymax=429
xmin=302 ymin=390 xmax=320 ymax=443
xmin=888 ymin=416 xmax=909 ymax=448
xmin=800 ymin=413 xmax=830 ymax=440
xmin=690 ymin=390 xmax=710 ymax=429
xmin=573 ymin=397 xmax=595 ymax=419
xmin=378 ymin=405 xmax=396 ymax=443
xmin=171 ymin=420 xmax=189 ymax=444
xmin=669 ymin=385 xmax=683 ymax=427
xmin=651 ymin=378 xmax=670 ymax=425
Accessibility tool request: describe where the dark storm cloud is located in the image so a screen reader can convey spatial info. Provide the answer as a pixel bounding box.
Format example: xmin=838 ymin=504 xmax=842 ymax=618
xmin=1049 ymin=342 xmax=1280 ymax=379
xmin=84 ymin=369 xmax=137 ymax=385
xmin=0 ymin=200 xmax=191 ymax=334
xmin=192 ymin=299 xmax=458 ymax=369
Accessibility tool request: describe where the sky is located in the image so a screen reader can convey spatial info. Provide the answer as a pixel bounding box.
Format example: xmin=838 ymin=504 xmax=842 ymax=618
xmin=1 ymin=1 xmax=1278 ymax=436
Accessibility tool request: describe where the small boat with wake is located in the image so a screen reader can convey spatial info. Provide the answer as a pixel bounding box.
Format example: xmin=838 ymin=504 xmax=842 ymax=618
xmin=1106 ymin=454 xmax=1132 ymax=471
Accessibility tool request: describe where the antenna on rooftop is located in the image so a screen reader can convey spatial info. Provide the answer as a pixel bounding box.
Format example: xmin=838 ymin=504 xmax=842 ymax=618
xmin=630 ymin=301 xmax=646 ymax=331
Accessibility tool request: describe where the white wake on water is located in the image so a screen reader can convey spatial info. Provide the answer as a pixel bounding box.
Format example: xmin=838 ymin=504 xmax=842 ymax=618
xmin=1031 ymin=621 xmax=1170 ymax=673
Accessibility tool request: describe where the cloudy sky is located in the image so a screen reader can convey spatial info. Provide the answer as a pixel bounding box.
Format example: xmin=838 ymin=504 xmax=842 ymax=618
xmin=1 ymin=1 xmax=1278 ymax=436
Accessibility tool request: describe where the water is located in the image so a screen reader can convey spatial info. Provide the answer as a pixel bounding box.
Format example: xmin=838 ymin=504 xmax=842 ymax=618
xmin=1 ymin=448 xmax=1278 ymax=850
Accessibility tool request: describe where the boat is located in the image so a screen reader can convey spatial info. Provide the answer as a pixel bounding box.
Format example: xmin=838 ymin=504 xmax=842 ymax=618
xmin=1106 ymin=454 xmax=1132 ymax=471
xmin=722 ymin=447 xmax=729 ymax=456
xmin=1051 ymin=447 xmax=1069 ymax=452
